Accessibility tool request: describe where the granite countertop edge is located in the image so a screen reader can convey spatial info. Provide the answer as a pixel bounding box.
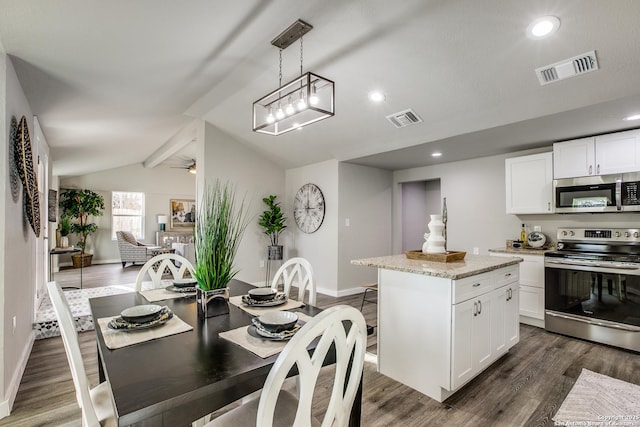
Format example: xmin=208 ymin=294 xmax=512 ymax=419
xmin=488 ymin=247 xmax=555 ymax=256
xmin=351 ymin=254 xmax=522 ymax=280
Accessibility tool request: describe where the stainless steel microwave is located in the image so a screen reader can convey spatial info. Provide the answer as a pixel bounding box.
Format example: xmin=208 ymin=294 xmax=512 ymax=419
xmin=554 ymin=172 xmax=640 ymax=213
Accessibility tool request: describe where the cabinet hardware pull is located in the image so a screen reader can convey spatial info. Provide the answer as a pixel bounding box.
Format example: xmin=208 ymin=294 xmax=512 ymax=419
xmin=505 ymin=273 xmax=511 ymax=277
xmin=597 ymin=164 xmax=600 ymax=174
xmin=548 ymin=201 xmax=551 ymax=211
xmin=472 ymin=283 xmax=481 ymax=287
xmin=478 ymin=300 xmax=482 ymax=315
xmin=473 ymin=302 xmax=477 ymax=316
xmin=589 ymin=165 xmax=593 ymax=175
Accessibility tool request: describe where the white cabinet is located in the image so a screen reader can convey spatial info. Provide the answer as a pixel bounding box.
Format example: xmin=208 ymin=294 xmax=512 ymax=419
xmin=505 ymin=152 xmax=553 ymax=214
xmin=490 ymin=252 xmax=545 ymax=328
xmin=451 ymin=291 xmax=493 ymax=389
xmin=553 ymin=137 xmax=595 ymax=179
xmin=596 ymin=129 xmax=640 ymax=175
xmin=553 ymin=129 xmax=640 ymax=178
xmin=377 ymin=263 xmax=521 ymax=402
xmin=450 ymin=266 xmax=519 ymax=391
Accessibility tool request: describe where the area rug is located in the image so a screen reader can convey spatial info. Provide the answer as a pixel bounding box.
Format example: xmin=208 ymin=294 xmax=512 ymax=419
xmin=34 ymin=284 xmax=134 ymax=339
xmin=553 ymin=369 xmax=640 ymax=426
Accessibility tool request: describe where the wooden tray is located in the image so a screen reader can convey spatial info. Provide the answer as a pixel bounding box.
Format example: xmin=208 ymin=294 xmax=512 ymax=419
xmin=405 ymin=250 xmax=466 ymax=263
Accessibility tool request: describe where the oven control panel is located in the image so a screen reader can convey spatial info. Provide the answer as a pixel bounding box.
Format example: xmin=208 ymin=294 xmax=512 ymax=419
xmin=557 ymin=228 xmax=640 ymax=243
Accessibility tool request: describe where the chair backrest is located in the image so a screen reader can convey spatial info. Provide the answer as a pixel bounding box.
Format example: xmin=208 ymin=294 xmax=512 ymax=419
xmin=116 ymin=230 xmax=138 ymax=246
xmin=270 ymin=257 xmax=316 ymax=305
xmin=257 ymin=305 xmax=367 ymax=427
xmin=135 ymin=253 xmax=196 ymax=291
xmin=46 ymin=281 xmax=102 ymax=427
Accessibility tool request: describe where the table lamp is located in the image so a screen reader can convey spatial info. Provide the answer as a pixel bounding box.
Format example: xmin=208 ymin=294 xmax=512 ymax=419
xmin=158 ymin=215 xmax=168 ymax=231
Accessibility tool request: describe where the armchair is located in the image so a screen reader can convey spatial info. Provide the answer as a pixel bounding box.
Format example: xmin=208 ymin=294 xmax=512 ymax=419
xmin=116 ymin=231 xmax=160 ymax=268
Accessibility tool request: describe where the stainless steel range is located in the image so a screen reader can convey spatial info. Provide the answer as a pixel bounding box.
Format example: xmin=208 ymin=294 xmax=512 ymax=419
xmin=544 ymin=228 xmax=640 ymax=352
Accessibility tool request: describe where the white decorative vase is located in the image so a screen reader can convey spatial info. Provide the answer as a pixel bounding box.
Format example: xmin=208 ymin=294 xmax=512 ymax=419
xmin=60 ymin=236 xmax=69 ymax=248
xmin=423 ymin=214 xmax=446 ymax=254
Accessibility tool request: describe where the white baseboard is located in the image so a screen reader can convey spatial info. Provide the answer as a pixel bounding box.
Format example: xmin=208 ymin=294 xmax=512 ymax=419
xmin=316 ymin=286 xmax=366 ymax=298
xmin=520 ymin=315 xmax=545 ymax=328
xmin=0 ymin=331 xmax=35 ymax=419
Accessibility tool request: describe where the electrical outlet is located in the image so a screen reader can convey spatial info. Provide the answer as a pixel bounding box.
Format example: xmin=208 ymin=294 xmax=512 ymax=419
xmin=345 ymin=218 xmax=350 ymax=227
xmin=473 ymin=247 xmax=479 ymax=255
xmin=259 ymin=260 xmax=265 ymax=268
xmin=12 ymin=316 xmax=16 ymax=334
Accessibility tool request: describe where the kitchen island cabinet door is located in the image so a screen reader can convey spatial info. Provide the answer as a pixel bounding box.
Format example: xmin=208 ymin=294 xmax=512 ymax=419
xmin=451 ymin=293 xmax=493 ymax=390
xmin=505 ymin=152 xmax=553 ymax=214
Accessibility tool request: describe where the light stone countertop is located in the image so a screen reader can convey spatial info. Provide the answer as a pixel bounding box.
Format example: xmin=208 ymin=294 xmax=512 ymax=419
xmin=488 ymin=247 xmax=554 ymax=256
xmin=351 ymin=254 xmax=522 ymax=280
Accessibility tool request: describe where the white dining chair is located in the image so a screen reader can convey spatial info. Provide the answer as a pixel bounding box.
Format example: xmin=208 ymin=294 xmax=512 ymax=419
xmin=204 ymin=305 xmax=367 ymax=427
xmin=135 ymin=253 xmax=196 ymax=292
xmin=270 ymin=257 xmax=316 ymax=306
xmin=47 ymin=281 xmax=117 ymax=427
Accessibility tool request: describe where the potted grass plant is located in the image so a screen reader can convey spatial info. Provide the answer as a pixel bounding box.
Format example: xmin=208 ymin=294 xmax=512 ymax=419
xmin=59 ymin=215 xmax=72 ymax=248
xmin=193 ymin=180 xmax=251 ymax=317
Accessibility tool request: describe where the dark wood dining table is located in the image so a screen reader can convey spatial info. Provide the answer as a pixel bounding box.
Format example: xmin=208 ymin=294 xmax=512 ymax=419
xmin=89 ymin=279 xmax=362 ymax=426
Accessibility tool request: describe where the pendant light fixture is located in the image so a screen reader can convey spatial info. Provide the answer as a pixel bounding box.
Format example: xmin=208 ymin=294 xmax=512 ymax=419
xmin=253 ymin=19 xmax=335 ymax=136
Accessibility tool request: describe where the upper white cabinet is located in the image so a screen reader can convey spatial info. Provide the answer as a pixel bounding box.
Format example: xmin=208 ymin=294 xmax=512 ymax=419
xmin=553 ymin=137 xmax=595 ymax=179
xmin=505 ymin=152 xmax=553 ymax=214
xmin=553 ymin=129 xmax=640 ymax=178
xmin=596 ymin=129 xmax=640 ymax=175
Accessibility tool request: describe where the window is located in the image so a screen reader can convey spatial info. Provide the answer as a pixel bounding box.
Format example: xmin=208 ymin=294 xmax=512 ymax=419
xmin=112 ymin=191 xmax=145 ymax=239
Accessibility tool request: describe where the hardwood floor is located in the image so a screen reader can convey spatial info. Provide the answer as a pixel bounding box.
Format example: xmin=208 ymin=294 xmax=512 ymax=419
xmin=4 ymin=263 xmax=639 ymax=426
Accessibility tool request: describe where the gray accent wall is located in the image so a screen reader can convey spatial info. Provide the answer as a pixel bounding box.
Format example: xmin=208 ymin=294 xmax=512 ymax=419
xmin=1 ymin=54 xmax=37 ymax=417
xmin=394 ymin=148 xmax=640 ymax=255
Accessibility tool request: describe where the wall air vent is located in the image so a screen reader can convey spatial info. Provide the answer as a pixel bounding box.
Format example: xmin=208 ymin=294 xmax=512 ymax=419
xmin=386 ymin=109 xmax=423 ymax=128
xmin=535 ymin=50 xmax=599 ymax=85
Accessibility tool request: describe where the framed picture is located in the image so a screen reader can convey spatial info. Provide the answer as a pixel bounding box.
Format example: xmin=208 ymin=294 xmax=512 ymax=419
xmin=170 ymin=199 xmax=196 ymax=230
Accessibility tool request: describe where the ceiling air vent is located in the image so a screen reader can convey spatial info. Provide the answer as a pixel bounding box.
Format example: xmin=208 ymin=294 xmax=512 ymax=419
xmin=535 ymin=50 xmax=599 ymax=85
xmin=386 ymin=109 xmax=423 ymax=128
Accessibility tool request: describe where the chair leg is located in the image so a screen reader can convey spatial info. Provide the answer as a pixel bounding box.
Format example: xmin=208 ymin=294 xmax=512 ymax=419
xmin=122 ymin=262 xmax=126 ymax=268
xmin=360 ymin=288 xmax=369 ymax=312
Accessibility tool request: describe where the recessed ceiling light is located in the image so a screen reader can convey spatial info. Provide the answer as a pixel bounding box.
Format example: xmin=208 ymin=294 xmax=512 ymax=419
xmin=431 ymin=152 xmax=442 ymax=157
xmin=527 ymin=16 xmax=560 ymax=40
xmin=368 ymin=91 xmax=385 ymax=102
xmin=623 ymin=114 xmax=640 ymax=121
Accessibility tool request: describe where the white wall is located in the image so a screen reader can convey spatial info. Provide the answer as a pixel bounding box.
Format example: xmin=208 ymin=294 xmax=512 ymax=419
xmin=394 ymin=148 xmax=640 ymax=255
xmin=199 ymin=122 xmax=286 ymax=285
xmin=337 ymin=162 xmax=392 ymax=294
xmin=60 ymin=163 xmax=196 ymax=263
xmin=1 ymin=54 xmax=37 ymax=418
xmin=285 ymin=160 xmax=339 ymax=294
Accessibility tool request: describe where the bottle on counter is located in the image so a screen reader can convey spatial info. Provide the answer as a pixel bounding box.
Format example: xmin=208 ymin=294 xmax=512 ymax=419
xmin=520 ymin=224 xmax=527 ymax=247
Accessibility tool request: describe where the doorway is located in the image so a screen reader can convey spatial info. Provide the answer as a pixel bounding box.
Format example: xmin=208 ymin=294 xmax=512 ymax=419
xmin=401 ymin=179 xmax=441 ymax=252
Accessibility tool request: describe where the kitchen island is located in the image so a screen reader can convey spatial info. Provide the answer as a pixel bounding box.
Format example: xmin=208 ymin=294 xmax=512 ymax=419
xmin=352 ymin=254 xmax=522 ymax=402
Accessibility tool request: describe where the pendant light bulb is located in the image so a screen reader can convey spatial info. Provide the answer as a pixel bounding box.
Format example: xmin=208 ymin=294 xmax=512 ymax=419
xmin=266 ymin=107 xmax=275 ymax=124
xmin=309 ymin=84 xmax=319 ymax=106
xmin=285 ymin=96 xmax=295 ymax=116
xmin=297 ymin=93 xmax=307 ymax=111
xmin=275 ymin=103 xmax=285 ymax=120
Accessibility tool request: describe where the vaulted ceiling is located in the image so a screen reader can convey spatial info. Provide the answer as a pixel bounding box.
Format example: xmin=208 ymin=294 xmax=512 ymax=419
xmin=1 ymin=0 xmax=639 ymax=176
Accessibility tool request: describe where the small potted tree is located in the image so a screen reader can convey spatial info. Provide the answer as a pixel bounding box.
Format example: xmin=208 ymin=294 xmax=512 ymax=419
xmin=59 ymin=189 xmax=105 ymax=267
xmin=258 ymin=195 xmax=287 ymax=268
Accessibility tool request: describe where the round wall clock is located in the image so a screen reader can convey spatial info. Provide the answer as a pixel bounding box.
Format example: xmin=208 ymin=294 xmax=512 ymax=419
xmin=293 ymin=183 xmax=325 ymax=234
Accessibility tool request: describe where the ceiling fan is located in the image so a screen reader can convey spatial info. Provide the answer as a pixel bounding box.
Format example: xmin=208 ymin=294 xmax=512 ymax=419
xmin=171 ymin=159 xmax=196 ymax=174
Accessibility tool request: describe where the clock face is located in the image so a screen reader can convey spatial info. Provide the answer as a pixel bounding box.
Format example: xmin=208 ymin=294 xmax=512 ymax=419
xmin=293 ymin=183 xmax=325 ymax=234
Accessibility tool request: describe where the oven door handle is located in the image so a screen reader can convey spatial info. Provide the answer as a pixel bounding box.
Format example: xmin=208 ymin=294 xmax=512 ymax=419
xmin=546 ymin=311 xmax=640 ymax=332
xmin=545 ymin=259 xmax=640 ymax=272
